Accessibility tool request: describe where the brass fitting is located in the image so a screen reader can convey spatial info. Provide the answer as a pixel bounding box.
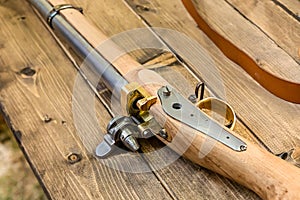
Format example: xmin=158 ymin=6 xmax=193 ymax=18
xmin=121 ymin=82 xmax=157 ymax=116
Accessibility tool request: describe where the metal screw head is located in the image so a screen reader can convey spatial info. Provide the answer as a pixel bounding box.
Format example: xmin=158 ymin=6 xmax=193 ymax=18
xmin=188 ymin=94 xmax=197 ymax=103
xmin=159 ymin=129 xmax=168 ymax=139
xmin=43 ymin=115 xmax=52 ymax=123
xmin=240 ymin=145 xmax=247 ymax=151
xmin=163 ymin=86 xmax=172 ymax=96
xmin=143 ymin=129 xmax=152 ymax=138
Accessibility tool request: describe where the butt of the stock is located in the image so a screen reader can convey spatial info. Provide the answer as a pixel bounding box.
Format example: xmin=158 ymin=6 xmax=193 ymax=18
xmin=150 ymin=103 xmax=300 ymax=200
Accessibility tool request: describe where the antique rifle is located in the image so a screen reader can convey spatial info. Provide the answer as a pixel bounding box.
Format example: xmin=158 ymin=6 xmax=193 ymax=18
xmin=27 ymin=0 xmax=300 ymax=199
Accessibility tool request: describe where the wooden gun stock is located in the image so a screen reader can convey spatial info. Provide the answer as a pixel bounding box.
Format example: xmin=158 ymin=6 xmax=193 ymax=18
xmin=29 ymin=0 xmax=300 ymax=199
xmin=150 ymin=102 xmax=300 ymax=200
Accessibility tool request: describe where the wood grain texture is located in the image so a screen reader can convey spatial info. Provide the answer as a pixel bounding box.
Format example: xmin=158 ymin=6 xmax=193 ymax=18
xmin=226 ymin=0 xmax=300 ymax=63
xmin=124 ymin=0 xmax=300 ymax=153
xmin=62 ymin=0 xmax=163 ymax=64
xmin=191 ymin=0 xmax=300 ymax=82
xmin=182 ymin=0 xmax=300 ymax=104
xmin=143 ymin=54 xmax=261 ymax=144
xmin=275 ymin=0 xmax=300 ymax=19
xmin=116 ymin=64 xmax=300 ymax=199
xmin=120 ymin=58 xmax=263 ymax=199
xmin=148 ymin=102 xmax=300 ymax=200
xmin=2 ymin=0 xmax=261 ymax=199
xmin=43 ymin=0 xmax=297 ymax=198
xmin=49 ymin=0 xmax=265 ymax=198
xmin=1 ymin=0 xmax=300 ymax=199
xmin=94 ymin=50 xmax=262 ymax=199
xmin=0 ymin=0 xmax=172 ymax=199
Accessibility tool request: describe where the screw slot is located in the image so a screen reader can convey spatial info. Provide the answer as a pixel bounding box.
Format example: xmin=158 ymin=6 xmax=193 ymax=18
xmin=163 ymin=86 xmax=172 ymax=96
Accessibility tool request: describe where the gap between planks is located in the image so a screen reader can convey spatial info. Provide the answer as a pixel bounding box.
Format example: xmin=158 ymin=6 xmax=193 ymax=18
xmin=272 ymin=0 xmax=300 ymax=22
xmin=122 ymin=0 xmax=268 ymax=149
xmin=224 ymin=0 xmax=300 ymax=64
xmin=122 ymin=0 xmax=300 ymax=154
xmin=31 ymin=4 xmax=182 ymax=198
xmin=0 ymin=1 xmax=174 ymax=199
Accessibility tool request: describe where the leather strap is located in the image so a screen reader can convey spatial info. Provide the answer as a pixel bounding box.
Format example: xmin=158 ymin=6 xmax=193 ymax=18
xmin=182 ymin=0 xmax=300 ymax=104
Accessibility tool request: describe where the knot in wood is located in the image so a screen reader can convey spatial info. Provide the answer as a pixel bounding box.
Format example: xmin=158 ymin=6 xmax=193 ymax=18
xmin=20 ymin=67 xmax=36 ymax=77
xmin=67 ymin=153 xmax=82 ymax=164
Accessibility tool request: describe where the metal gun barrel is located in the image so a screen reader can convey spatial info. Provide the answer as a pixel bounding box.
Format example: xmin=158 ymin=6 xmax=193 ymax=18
xmin=28 ymin=0 xmax=128 ymax=97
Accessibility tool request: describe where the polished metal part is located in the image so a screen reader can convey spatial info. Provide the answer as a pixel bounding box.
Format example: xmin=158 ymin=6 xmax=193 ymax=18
xmin=188 ymin=82 xmax=237 ymax=130
xmin=29 ymin=0 xmax=245 ymax=155
xmin=157 ymin=86 xmax=247 ymax=152
xmin=29 ymin=0 xmax=128 ymax=99
xmin=96 ymin=115 xmax=164 ymax=158
xmin=188 ymin=82 xmax=204 ymax=103
xmin=195 ymin=82 xmax=205 ymax=101
xmin=47 ymin=4 xmax=83 ymax=28
xmin=158 ymin=129 xmax=168 ymax=139
xmin=96 ymin=116 xmax=140 ymax=158
xmin=196 ymin=97 xmax=237 ymax=130
xmin=162 ymin=86 xmax=172 ymax=97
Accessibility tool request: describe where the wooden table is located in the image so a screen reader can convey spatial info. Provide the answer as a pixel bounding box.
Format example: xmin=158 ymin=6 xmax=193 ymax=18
xmin=0 ymin=0 xmax=299 ymax=199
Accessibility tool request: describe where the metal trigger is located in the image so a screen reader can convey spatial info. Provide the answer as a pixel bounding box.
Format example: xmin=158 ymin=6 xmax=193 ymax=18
xmin=158 ymin=85 xmax=246 ymax=152
xmin=189 ymin=82 xmax=236 ymax=130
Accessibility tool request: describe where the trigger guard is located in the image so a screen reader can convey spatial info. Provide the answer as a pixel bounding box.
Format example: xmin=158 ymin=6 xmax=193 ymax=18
xmin=196 ymin=97 xmax=236 ymax=130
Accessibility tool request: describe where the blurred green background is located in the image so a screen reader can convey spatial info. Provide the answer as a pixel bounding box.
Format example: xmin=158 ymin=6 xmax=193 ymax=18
xmin=0 ymin=115 xmax=46 ymax=200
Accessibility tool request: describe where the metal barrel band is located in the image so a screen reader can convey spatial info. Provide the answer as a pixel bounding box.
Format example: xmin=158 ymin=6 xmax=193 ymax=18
xmin=47 ymin=4 xmax=83 ymax=29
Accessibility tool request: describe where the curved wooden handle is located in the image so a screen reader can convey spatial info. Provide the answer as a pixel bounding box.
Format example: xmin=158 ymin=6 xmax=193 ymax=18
xmin=150 ymin=102 xmax=300 ymax=200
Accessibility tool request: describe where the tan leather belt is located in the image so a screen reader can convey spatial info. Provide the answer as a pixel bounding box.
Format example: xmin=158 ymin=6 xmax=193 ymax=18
xmin=182 ymin=0 xmax=300 ymax=104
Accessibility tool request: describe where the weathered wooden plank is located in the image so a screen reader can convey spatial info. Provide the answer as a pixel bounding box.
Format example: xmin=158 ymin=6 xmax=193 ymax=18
xmin=1 ymin=0 xmax=298 ymax=198
xmin=0 ymin=0 xmax=172 ymax=199
xmin=192 ymin=0 xmax=300 ymax=81
xmin=275 ymin=0 xmax=300 ymax=19
xmin=97 ymin=49 xmax=262 ymax=199
xmin=124 ymin=0 xmax=300 ymax=153
xmin=58 ymin=0 xmax=266 ymax=199
xmin=67 ymin=0 xmax=163 ymax=64
xmin=139 ymin=138 xmax=260 ymax=200
xmin=37 ymin=0 xmax=262 ymax=196
xmin=63 ymin=0 xmax=261 ymax=143
xmin=226 ymin=0 xmax=300 ymax=63
xmin=52 ymin=0 xmax=300 ymax=198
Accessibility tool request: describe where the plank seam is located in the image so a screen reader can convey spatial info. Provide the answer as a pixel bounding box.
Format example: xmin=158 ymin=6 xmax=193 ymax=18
xmin=31 ymin=5 xmax=115 ymax=117
xmin=224 ymin=0 xmax=300 ymax=65
xmin=139 ymin=153 xmax=179 ymax=200
xmin=271 ymin=0 xmax=300 ymax=22
xmin=122 ymin=0 xmax=271 ymax=150
xmin=235 ymin=115 xmax=273 ymax=154
xmin=31 ymin=5 xmax=180 ymax=199
xmin=0 ymin=102 xmax=53 ymax=200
